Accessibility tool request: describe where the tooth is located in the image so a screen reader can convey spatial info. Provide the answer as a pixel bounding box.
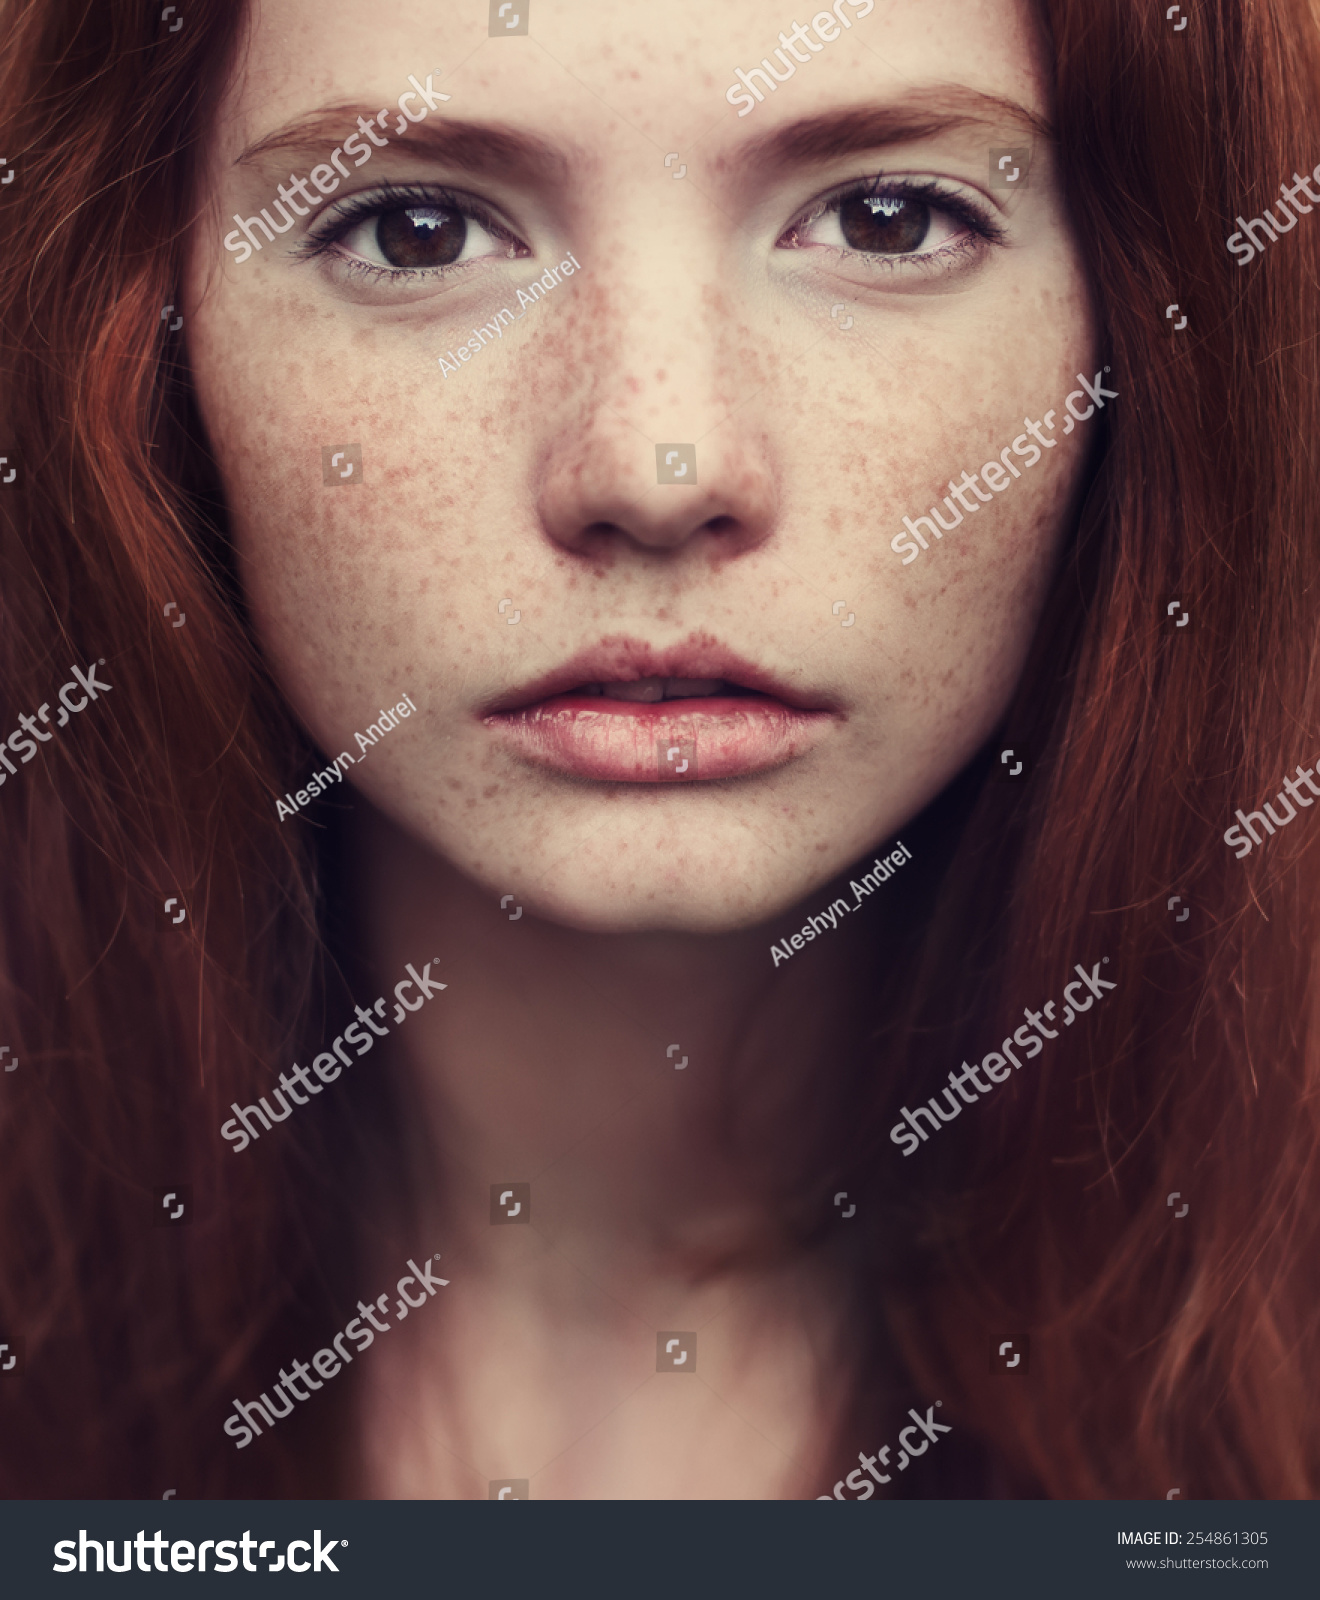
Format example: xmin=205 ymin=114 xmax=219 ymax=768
xmin=663 ymin=678 xmax=723 ymax=699
xmin=600 ymin=678 xmax=664 ymax=702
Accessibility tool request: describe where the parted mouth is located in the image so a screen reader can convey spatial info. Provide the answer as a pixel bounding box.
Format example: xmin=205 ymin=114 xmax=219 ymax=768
xmin=484 ymin=638 xmax=837 ymax=718
xmin=570 ymin=677 xmax=761 ymax=703
xmin=481 ymin=637 xmax=840 ymax=783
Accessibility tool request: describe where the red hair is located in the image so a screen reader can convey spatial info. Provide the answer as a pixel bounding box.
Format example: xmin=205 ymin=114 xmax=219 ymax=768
xmin=881 ymin=0 xmax=1320 ymax=1498
xmin=0 ymin=0 xmax=341 ymax=1495
xmin=1 ymin=0 xmax=1317 ymax=1498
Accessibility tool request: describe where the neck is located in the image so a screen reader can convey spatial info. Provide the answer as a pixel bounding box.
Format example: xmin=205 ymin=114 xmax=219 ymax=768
xmin=352 ymin=803 xmax=875 ymax=1284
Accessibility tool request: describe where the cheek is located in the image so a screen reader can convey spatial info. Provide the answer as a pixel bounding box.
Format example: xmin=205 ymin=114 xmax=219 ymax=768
xmin=887 ymin=459 xmax=1074 ymax=768
xmin=185 ymin=274 xmax=510 ymax=747
xmin=777 ymin=287 xmax=1092 ymax=767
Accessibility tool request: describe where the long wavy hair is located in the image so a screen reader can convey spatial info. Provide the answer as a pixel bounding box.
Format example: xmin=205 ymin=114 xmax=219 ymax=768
xmin=1 ymin=0 xmax=1317 ymax=1498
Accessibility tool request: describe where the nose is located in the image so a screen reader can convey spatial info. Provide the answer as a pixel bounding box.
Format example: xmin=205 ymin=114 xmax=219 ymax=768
xmin=535 ymin=277 xmax=777 ymax=560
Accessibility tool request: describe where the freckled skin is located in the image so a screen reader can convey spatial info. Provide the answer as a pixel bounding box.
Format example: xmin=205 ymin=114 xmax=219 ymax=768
xmin=184 ymin=0 xmax=1096 ymax=1499
xmin=186 ymin=0 xmax=1094 ymax=939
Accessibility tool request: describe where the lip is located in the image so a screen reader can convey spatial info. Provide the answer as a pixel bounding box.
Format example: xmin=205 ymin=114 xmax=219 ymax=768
xmin=483 ymin=636 xmax=840 ymax=783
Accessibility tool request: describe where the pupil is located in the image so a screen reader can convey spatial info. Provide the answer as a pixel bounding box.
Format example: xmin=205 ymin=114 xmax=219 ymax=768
xmin=375 ymin=207 xmax=466 ymax=269
xmin=839 ymin=195 xmax=930 ymax=255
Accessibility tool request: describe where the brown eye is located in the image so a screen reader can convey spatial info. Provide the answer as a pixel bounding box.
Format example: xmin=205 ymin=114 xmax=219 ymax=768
xmin=838 ymin=195 xmax=931 ymax=254
xmin=375 ymin=206 xmax=467 ymax=268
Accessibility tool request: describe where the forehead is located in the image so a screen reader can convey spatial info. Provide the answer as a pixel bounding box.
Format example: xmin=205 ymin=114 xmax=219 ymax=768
xmin=215 ymin=0 xmax=1047 ymax=168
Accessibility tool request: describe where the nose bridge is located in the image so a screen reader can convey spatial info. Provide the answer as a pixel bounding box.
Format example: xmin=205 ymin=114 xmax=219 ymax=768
xmin=534 ymin=242 xmax=774 ymax=553
xmin=566 ymin=240 xmax=729 ymax=439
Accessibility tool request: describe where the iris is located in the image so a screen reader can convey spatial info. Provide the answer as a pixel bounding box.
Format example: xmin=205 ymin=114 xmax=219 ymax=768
xmin=376 ymin=206 xmax=467 ymax=269
xmin=840 ymin=195 xmax=930 ymax=254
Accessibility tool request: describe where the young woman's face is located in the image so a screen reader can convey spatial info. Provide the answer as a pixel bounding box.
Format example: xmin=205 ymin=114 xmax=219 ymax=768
xmin=188 ymin=0 xmax=1094 ymax=933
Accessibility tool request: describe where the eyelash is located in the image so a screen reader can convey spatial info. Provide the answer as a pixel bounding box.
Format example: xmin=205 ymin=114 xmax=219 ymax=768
xmin=292 ymin=174 xmax=1003 ymax=287
xmin=778 ymin=175 xmax=1005 ymax=268
xmin=295 ymin=182 xmax=527 ymax=281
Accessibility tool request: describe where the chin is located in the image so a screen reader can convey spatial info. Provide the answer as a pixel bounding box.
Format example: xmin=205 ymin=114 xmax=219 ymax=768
xmin=462 ymin=832 xmax=819 ymax=937
xmin=503 ymin=880 xmax=788 ymax=936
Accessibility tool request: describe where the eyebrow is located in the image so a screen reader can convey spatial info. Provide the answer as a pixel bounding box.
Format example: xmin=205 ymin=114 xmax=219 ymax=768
xmin=741 ymin=89 xmax=1052 ymax=169
xmin=236 ymin=109 xmax=568 ymax=184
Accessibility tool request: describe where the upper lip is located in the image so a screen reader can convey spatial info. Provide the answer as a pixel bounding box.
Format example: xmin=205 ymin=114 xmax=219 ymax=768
xmin=484 ymin=637 xmax=837 ymax=715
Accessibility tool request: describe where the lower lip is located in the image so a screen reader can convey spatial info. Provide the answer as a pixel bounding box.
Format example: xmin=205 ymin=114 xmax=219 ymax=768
xmin=485 ymin=693 xmax=834 ymax=782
